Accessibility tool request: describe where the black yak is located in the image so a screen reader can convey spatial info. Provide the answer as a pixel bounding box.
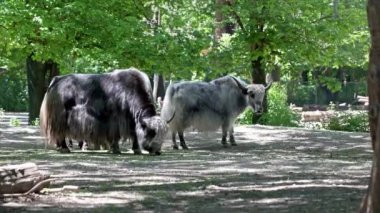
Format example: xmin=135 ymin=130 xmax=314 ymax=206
xmin=40 ymin=68 xmax=168 ymax=155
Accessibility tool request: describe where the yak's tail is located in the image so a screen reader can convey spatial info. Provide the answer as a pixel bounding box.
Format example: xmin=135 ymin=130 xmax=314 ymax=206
xmin=160 ymin=84 xmax=176 ymax=124
xmin=39 ymin=89 xmax=66 ymax=148
xmin=39 ymin=93 xmax=51 ymax=148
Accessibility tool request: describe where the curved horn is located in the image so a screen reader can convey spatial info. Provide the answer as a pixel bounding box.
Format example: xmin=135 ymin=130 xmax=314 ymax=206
xmin=166 ymin=111 xmax=176 ymax=124
xmin=230 ymin=76 xmax=248 ymax=95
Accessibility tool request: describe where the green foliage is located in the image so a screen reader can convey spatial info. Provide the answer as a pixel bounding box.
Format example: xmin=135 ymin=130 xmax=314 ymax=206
xmin=287 ymin=82 xmax=316 ymax=106
xmin=259 ymin=83 xmax=300 ymax=127
xmin=0 ymin=0 xmax=213 ymax=77
xmin=287 ymin=80 xmax=367 ymax=106
xmin=32 ymin=118 xmax=40 ymax=126
xmin=238 ymin=83 xmax=301 ymax=126
xmin=0 ymin=70 xmax=28 ymax=111
xmin=323 ymin=111 xmax=369 ymax=132
xmin=0 ymin=0 xmax=369 ymax=81
xmin=9 ymin=117 xmax=21 ymax=127
xmin=0 ymin=0 xmax=370 ymax=120
xmin=237 ymin=109 xmax=254 ymax=125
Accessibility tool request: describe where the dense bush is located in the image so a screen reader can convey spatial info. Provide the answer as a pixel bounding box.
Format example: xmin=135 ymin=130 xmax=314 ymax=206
xmin=0 ymin=71 xmax=28 ymax=111
xmin=323 ymin=111 xmax=369 ymax=132
xmin=286 ymin=81 xmax=367 ymax=106
xmin=259 ymin=83 xmax=300 ymax=127
xmin=237 ymin=108 xmax=254 ymax=125
xmin=287 ymin=82 xmax=316 ymax=106
xmin=237 ymin=83 xmax=300 ymax=126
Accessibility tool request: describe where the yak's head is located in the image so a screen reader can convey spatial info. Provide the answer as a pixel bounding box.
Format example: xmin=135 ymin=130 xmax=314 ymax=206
xmin=231 ymin=77 xmax=272 ymax=114
xmin=136 ymin=115 xmax=168 ymax=155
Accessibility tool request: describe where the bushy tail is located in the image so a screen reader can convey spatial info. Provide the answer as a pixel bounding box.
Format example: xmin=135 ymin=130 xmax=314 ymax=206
xmin=39 ymin=94 xmax=51 ymax=148
xmin=39 ymin=91 xmax=66 ymax=147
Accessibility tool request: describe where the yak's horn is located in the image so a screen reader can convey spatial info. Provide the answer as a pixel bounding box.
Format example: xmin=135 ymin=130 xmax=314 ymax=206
xmin=231 ymin=76 xmax=248 ymax=95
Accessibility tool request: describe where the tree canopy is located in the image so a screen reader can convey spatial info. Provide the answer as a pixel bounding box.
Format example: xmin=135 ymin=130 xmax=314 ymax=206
xmin=0 ymin=0 xmax=369 ymax=80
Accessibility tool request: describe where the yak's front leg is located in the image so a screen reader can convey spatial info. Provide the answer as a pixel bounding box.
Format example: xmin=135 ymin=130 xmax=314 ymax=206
xmin=221 ymin=125 xmax=228 ymax=148
xmin=56 ymin=138 xmax=70 ymax=153
xmin=178 ymin=131 xmax=188 ymax=150
xmin=111 ymin=139 xmax=121 ymax=154
xmin=229 ymin=127 xmax=237 ymax=146
xmin=172 ymin=132 xmax=179 ymax=150
xmin=132 ymin=133 xmax=142 ymax=155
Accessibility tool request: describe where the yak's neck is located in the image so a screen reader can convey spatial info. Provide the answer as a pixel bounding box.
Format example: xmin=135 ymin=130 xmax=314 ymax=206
xmin=130 ymin=99 xmax=157 ymax=122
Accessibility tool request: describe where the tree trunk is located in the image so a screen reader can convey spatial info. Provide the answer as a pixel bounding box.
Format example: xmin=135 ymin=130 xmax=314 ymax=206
xmin=214 ymin=0 xmax=235 ymax=42
xmin=251 ymin=56 xmax=268 ymax=123
xmin=0 ymin=163 xmax=51 ymax=195
xmin=359 ymin=1 xmax=380 ymax=212
xmin=26 ymin=55 xmax=59 ymax=124
xmin=152 ymin=74 xmax=165 ymax=102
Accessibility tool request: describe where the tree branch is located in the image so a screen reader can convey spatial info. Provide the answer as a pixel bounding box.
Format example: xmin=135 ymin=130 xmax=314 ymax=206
xmin=133 ymin=0 xmax=154 ymax=26
xmin=225 ymin=0 xmax=247 ymax=34
xmin=312 ymin=15 xmax=333 ymax=23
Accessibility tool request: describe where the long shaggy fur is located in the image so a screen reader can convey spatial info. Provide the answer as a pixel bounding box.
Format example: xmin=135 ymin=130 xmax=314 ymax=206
xmin=161 ymin=76 xmax=270 ymax=149
xmin=40 ymin=68 xmax=167 ymax=154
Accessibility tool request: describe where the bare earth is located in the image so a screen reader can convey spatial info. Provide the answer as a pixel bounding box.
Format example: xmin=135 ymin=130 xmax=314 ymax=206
xmin=0 ymin=113 xmax=372 ymax=213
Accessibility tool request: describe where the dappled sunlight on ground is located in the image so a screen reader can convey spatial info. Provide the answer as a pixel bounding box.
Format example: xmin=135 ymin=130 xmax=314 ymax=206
xmin=0 ymin=113 xmax=372 ymax=212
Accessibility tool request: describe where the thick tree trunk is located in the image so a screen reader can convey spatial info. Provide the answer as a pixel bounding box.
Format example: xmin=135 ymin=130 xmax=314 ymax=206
xmin=26 ymin=55 xmax=59 ymax=124
xmin=250 ymin=56 xmax=268 ymax=123
xmin=360 ymin=1 xmax=380 ymax=212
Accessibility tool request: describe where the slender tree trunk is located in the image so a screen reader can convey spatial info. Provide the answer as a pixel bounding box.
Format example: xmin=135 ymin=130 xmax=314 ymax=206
xmin=152 ymin=74 xmax=165 ymax=102
xmin=360 ymin=1 xmax=380 ymax=212
xmin=151 ymin=7 xmax=165 ymax=104
xmin=26 ymin=55 xmax=59 ymax=124
xmin=214 ymin=0 xmax=235 ymax=42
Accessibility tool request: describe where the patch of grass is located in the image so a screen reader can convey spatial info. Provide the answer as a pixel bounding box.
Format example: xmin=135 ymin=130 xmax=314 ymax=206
xmin=10 ymin=117 xmax=21 ymax=127
xmin=32 ymin=118 xmax=40 ymax=126
xmin=323 ymin=111 xmax=369 ymax=132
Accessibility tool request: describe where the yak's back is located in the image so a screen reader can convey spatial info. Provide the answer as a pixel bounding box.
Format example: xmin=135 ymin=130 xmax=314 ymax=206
xmin=161 ymin=76 xmax=248 ymax=131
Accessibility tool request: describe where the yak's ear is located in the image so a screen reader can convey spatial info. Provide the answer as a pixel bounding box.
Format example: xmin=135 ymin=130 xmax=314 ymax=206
xmin=230 ymin=76 xmax=248 ymax=95
xmin=137 ymin=110 xmax=146 ymax=128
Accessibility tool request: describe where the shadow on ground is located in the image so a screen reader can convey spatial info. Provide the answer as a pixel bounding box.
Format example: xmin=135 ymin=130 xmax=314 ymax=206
xmin=0 ymin=113 xmax=372 ymax=212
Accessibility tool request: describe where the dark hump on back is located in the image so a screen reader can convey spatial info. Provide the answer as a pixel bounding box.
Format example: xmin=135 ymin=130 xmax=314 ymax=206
xmin=114 ymin=69 xmax=156 ymax=117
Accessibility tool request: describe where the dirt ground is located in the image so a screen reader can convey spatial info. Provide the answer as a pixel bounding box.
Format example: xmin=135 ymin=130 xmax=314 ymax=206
xmin=0 ymin=113 xmax=372 ymax=212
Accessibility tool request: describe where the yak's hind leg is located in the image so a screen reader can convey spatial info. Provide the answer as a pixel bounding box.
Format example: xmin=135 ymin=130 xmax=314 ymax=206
xmin=56 ymin=138 xmax=70 ymax=153
xmin=178 ymin=131 xmax=188 ymax=150
xmin=229 ymin=127 xmax=237 ymax=146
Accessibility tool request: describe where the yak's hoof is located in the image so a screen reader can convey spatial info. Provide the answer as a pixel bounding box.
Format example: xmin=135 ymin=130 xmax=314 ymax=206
xmin=58 ymin=148 xmax=71 ymax=153
xmin=112 ymin=149 xmax=121 ymax=154
xmin=180 ymin=142 xmax=188 ymax=150
xmin=230 ymin=142 xmax=237 ymax=146
xmin=221 ymin=142 xmax=228 ymax=148
xmin=173 ymin=145 xmax=179 ymax=150
xmin=133 ymin=149 xmax=142 ymax=155
xmin=150 ymin=151 xmax=162 ymax=156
